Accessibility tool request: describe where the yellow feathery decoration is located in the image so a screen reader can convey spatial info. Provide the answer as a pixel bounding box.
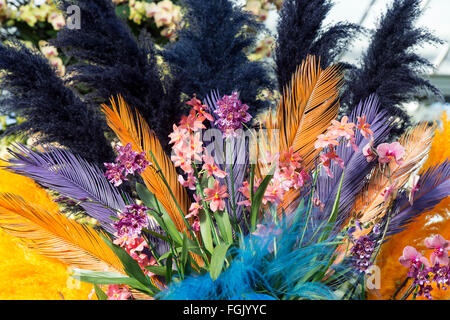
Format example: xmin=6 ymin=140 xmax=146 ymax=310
xmin=368 ymin=112 xmax=450 ymax=300
xmin=0 ymin=228 xmax=95 ymax=300
xmin=0 ymin=194 xmax=124 ymax=274
xmin=101 ymin=96 xmax=191 ymax=233
xmin=0 ymin=162 xmax=95 ymax=299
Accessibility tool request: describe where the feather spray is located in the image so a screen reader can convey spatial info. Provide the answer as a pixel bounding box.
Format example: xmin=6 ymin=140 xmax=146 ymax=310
xmin=6 ymin=144 xmax=128 ymax=234
xmin=0 ymin=42 xmax=113 ymax=165
xmin=54 ymin=0 xmax=181 ymax=148
xmin=275 ymin=0 xmax=360 ymax=90
xmin=260 ymin=55 xmax=343 ymax=214
xmin=163 ymin=0 xmax=273 ymax=115
xmin=341 ymin=0 xmax=442 ymax=137
xmin=313 ymin=95 xmax=392 ymax=227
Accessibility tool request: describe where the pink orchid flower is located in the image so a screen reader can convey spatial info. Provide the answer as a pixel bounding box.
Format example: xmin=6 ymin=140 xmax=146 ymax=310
xmin=178 ymin=173 xmax=197 ymax=190
xmin=377 ymin=142 xmax=405 ymax=165
xmin=409 ymin=174 xmax=420 ymax=205
xmin=202 ymin=153 xmax=227 ymax=178
xmin=106 ymin=285 xmax=132 ymax=300
xmin=204 ymin=180 xmax=229 ymax=212
xmin=171 ymin=150 xmax=193 ymax=174
xmin=329 ymin=116 xmax=355 ymax=139
xmin=362 ymin=140 xmax=377 ymax=162
xmin=399 ymin=246 xmax=430 ymax=268
xmin=168 ymin=124 xmax=188 ymax=148
xmin=179 ymin=113 xmax=206 ymax=133
xmin=186 ymin=194 xmax=203 ymax=219
xmin=314 ymin=133 xmax=339 ymax=150
xmin=381 ymin=180 xmax=398 ymax=201
xmin=425 ymin=235 xmax=450 ymax=266
xmin=357 ymin=115 xmax=373 ymax=139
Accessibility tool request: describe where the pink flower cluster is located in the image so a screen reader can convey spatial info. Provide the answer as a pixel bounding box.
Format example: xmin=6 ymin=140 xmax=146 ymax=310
xmin=351 ymin=235 xmax=375 ymax=273
xmin=214 ymin=92 xmax=252 ymax=138
xmin=114 ymin=234 xmax=156 ymax=275
xmin=363 ymin=141 xmax=405 ymax=165
xmin=113 ymin=204 xmax=149 ymax=240
xmin=238 ymin=147 xmax=308 ymax=208
xmin=399 ymin=235 xmax=450 ymax=299
xmin=169 ymin=96 xmax=230 ymax=229
xmin=169 ymin=96 xmax=212 ymax=177
xmin=104 ymin=143 xmax=149 ymax=187
xmin=314 ymin=116 xmax=369 ymax=178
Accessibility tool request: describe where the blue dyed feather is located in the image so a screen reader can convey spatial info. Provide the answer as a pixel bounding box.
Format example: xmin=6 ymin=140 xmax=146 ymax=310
xmin=157 ymin=207 xmax=348 ymax=300
xmin=275 ymin=0 xmax=360 ymax=89
xmin=0 ymin=42 xmax=113 ymax=165
xmin=341 ymin=0 xmax=442 ymax=137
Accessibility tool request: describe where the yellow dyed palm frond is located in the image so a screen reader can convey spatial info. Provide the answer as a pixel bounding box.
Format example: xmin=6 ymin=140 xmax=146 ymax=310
xmin=0 ymin=193 xmax=124 ymax=274
xmin=354 ymin=123 xmax=435 ymax=227
xmin=101 ymin=96 xmax=191 ymax=233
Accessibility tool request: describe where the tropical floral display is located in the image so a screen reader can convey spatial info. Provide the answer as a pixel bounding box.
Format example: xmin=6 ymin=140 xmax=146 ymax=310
xmin=0 ymin=0 xmax=448 ymax=301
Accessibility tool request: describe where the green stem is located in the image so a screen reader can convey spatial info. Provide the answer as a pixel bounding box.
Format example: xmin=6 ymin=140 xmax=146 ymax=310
xmin=148 ymin=150 xmax=209 ymax=265
xmin=192 ymin=165 xmax=221 ymax=246
xmin=299 ymin=164 xmax=319 ymax=246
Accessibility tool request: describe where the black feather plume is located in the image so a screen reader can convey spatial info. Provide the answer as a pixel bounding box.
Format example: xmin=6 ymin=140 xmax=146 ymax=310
xmin=0 ymin=42 xmax=113 ymax=165
xmin=53 ymin=0 xmax=181 ymax=148
xmin=162 ymin=0 xmax=273 ymax=115
xmin=341 ymin=0 xmax=442 ymax=137
xmin=275 ymin=0 xmax=360 ymax=90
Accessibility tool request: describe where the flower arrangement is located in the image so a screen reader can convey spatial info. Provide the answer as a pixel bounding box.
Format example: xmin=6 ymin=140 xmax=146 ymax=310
xmin=0 ymin=0 xmax=447 ymax=301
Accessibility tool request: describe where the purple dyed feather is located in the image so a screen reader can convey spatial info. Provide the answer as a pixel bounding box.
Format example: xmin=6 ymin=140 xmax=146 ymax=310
xmin=314 ymin=95 xmax=392 ymax=225
xmin=5 ymin=144 xmax=127 ymax=233
xmin=204 ymin=90 xmax=249 ymax=226
xmin=387 ymin=160 xmax=450 ymax=238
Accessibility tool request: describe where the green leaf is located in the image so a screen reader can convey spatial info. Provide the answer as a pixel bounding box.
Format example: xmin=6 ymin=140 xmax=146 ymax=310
xmin=100 ymin=234 xmax=150 ymax=287
xmin=185 ymin=254 xmax=192 ymax=277
xmin=166 ymin=253 xmax=173 ymax=285
xmin=181 ymin=232 xmax=188 ymax=269
xmin=210 ymin=243 xmax=231 ymax=280
xmin=318 ymin=170 xmax=345 ymax=243
xmin=250 ymin=165 xmax=276 ymax=232
xmin=94 ymin=284 xmax=108 ymax=300
xmin=199 ymin=211 xmax=213 ymax=254
xmin=142 ymin=228 xmax=169 ymax=243
xmin=136 ymin=183 xmax=159 ymax=209
xmin=137 ymin=183 xmax=184 ymax=245
xmin=71 ymin=269 xmax=153 ymax=295
xmin=145 ymin=265 xmax=169 ymax=277
xmin=215 ymin=210 xmax=233 ymax=244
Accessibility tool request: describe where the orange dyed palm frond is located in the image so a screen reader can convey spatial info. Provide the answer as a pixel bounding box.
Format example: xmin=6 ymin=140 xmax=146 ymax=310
xmin=0 ymin=193 xmax=124 ymax=273
xmin=101 ymin=96 xmax=191 ymax=232
xmin=275 ymin=55 xmax=343 ymax=170
xmin=259 ymin=55 xmax=343 ymax=213
xmin=354 ymin=123 xmax=435 ymax=228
